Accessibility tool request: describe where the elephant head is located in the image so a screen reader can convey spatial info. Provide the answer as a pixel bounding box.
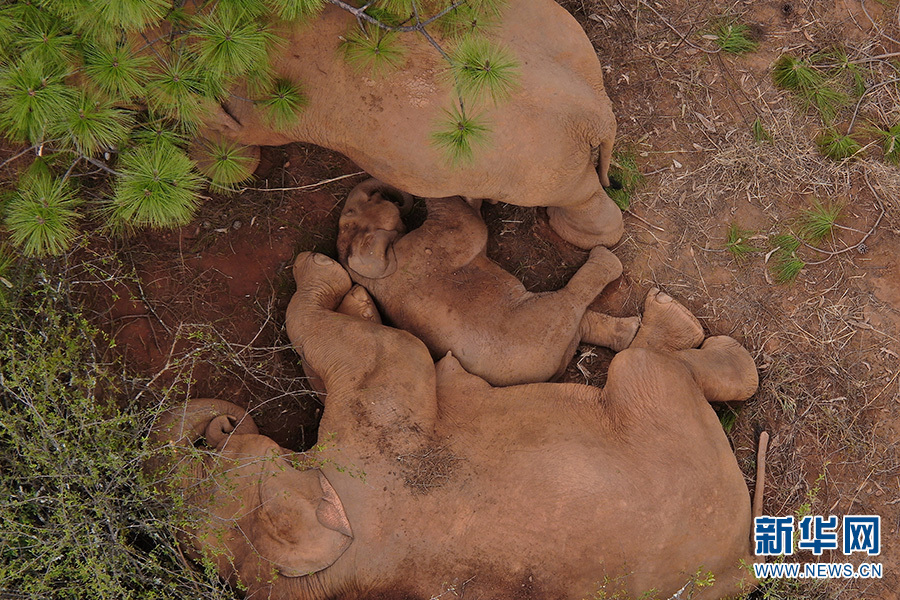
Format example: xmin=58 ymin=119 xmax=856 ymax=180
xmin=336 ymin=179 xmax=413 ymax=279
xmin=145 ymin=399 xmax=353 ymax=585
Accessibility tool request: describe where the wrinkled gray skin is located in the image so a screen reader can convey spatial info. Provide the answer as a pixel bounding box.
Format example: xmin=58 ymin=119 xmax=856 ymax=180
xmin=202 ymin=0 xmax=623 ymax=249
xmin=149 ymin=252 xmax=761 ymax=600
xmin=336 ymin=179 xmax=641 ymax=386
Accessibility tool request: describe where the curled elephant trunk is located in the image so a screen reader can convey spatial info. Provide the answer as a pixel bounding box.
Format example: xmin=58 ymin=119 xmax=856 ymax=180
xmin=144 ymin=398 xmax=259 ymax=492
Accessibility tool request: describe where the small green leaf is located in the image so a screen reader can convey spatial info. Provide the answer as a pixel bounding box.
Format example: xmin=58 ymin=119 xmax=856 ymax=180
xmin=604 ymin=150 xmax=643 ymax=210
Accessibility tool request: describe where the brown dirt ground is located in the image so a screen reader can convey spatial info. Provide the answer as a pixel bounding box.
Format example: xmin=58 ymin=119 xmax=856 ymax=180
xmin=8 ymin=0 xmax=897 ymax=598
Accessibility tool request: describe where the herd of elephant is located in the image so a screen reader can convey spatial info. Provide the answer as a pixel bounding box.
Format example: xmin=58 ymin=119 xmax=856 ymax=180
xmin=146 ymin=1 xmax=769 ymax=599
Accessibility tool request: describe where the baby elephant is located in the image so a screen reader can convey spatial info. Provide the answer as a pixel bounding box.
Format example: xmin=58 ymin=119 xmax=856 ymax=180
xmin=336 ymin=179 xmax=640 ymax=386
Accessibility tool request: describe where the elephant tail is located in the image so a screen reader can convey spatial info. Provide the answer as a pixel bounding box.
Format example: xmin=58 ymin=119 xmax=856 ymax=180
xmin=748 ymin=430 xmax=770 ymax=559
xmin=752 ymin=430 xmax=769 ymax=521
xmin=144 ymin=398 xmax=258 ymax=493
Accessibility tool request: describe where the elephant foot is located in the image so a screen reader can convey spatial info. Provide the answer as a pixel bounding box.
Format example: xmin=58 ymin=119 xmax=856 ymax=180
xmin=585 ymin=246 xmax=624 ymax=285
xmin=337 ymin=285 xmax=382 ymax=324
xmin=676 ymin=336 xmax=759 ymax=403
xmin=546 ymin=190 xmax=624 ymax=249
xmin=630 ymin=288 xmax=704 ymax=352
xmin=580 ymin=310 xmax=640 ymax=352
xmin=292 ymin=252 xmax=353 ymax=309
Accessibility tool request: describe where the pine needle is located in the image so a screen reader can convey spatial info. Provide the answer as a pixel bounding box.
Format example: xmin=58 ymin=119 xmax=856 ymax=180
xmin=192 ymin=10 xmax=275 ymax=80
xmin=342 ymin=24 xmax=405 ymax=76
xmin=259 ymin=78 xmax=308 ymax=130
xmin=751 ymin=117 xmax=772 ymax=142
xmin=875 ymin=123 xmax=900 ymax=164
xmin=5 ymin=167 xmax=80 ymax=257
xmin=710 ymin=20 xmax=758 ymax=55
xmin=83 ymin=43 xmax=151 ymax=100
xmin=816 ymin=129 xmax=861 ymax=161
xmin=725 ymin=223 xmax=760 ymax=261
xmin=796 ymin=199 xmax=842 ymax=243
xmin=268 ymin=0 xmax=327 ymax=20
xmin=431 ymin=105 xmax=490 ymax=165
xmin=0 ymin=60 xmax=76 ymax=143
xmin=194 ymin=137 xmax=258 ymax=192
xmin=112 ymin=144 xmax=204 ymax=228
xmin=57 ymin=91 xmax=132 ymax=156
xmin=449 ymin=35 xmax=518 ymax=104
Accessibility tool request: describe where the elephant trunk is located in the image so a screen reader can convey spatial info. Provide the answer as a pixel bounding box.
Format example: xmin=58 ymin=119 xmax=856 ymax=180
xmin=144 ymin=399 xmax=259 ymax=492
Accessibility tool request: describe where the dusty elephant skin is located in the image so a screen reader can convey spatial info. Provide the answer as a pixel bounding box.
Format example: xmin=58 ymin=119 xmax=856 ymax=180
xmin=205 ymin=0 xmax=623 ymax=248
xmin=148 ymin=252 xmax=761 ymax=600
xmin=336 ymin=179 xmax=641 ymax=386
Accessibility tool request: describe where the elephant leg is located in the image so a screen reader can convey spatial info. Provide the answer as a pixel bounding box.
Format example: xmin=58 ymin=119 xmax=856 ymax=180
xmin=563 ymin=246 xmax=623 ymax=301
xmin=546 ymin=189 xmax=623 ymax=249
xmin=303 ymin=285 xmax=382 ymax=397
xmin=286 ymin=252 xmax=437 ymax=430
xmin=579 ymin=309 xmax=640 ymax=352
xmin=629 ymin=288 xmax=704 ymax=352
xmin=674 ymin=336 xmax=759 ymax=403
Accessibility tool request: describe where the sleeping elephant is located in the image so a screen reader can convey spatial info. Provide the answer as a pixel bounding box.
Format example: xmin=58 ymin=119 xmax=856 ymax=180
xmin=202 ymin=0 xmax=623 ymax=248
xmin=147 ymin=252 xmax=763 ymax=600
xmin=336 ymin=178 xmax=641 ymax=386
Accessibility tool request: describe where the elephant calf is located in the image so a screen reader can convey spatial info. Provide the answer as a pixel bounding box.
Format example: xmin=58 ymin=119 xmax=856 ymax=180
xmin=336 ymin=178 xmax=641 ymax=386
xmin=147 ymin=252 xmax=762 ymax=600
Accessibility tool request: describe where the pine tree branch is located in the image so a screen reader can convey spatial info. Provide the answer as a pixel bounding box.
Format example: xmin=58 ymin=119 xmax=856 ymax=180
xmin=326 ymin=0 xmax=466 ymax=33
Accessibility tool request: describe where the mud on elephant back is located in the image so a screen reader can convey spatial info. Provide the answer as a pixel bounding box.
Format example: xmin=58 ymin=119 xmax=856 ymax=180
xmin=145 ymin=252 xmax=766 ymax=600
xmin=203 ymin=0 xmax=623 ymax=249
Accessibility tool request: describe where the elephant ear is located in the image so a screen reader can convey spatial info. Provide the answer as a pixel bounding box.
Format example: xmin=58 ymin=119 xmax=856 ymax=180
xmin=346 ymin=229 xmax=400 ymax=279
xmin=252 ymin=461 xmax=353 ymax=577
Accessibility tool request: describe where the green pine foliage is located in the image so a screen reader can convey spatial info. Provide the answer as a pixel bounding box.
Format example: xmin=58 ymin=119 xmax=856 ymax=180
xmin=875 ymin=123 xmax=900 ymax=164
xmin=112 ymin=144 xmax=204 ymax=228
xmin=59 ymin=90 xmax=133 ymax=155
xmin=431 ymin=106 xmax=490 ymax=164
xmin=816 ymin=129 xmax=861 ymax=160
xmin=260 ymin=78 xmax=309 ymax=130
xmin=710 ymin=20 xmax=758 ymax=55
xmin=83 ymin=43 xmax=152 ymax=99
xmin=769 ymin=233 xmax=804 ymax=283
xmin=0 ymin=0 xmax=517 ymax=256
xmin=796 ymin=199 xmax=842 ymax=243
xmin=195 ymin=137 xmax=258 ymax=192
xmin=436 ymin=2 xmax=500 ymax=38
xmin=4 ymin=163 xmax=80 ymax=257
xmin=725 ymin=223 xmax=760 ymax=261
xmin=751 ymin=117 xmax=772 ymax=142
xmin=342 ymin=24 xmax=406 ymax=76
xmin=450 ymin=36 xmax=518 ymax=104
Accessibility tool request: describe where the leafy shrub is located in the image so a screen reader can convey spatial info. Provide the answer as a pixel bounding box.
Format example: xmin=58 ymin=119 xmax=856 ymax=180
xmin=0 ymin=0 xmax=515 ymax=256
xmin=0 ymin=266 xmax=235 ymax=600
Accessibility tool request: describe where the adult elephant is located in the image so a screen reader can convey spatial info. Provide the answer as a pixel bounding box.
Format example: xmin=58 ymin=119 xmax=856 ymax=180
xmin=147 ymin=252 xmax=762 ymax=600
xmin=204 ymin=0 xmax=623 ymax=248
